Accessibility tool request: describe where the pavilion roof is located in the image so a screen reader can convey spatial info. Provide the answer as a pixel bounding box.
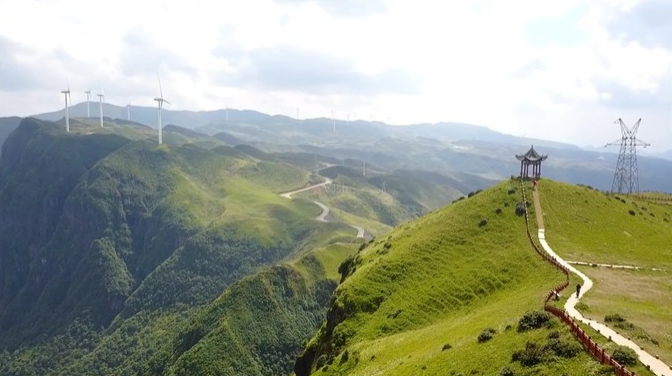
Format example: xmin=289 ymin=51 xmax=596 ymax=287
xmin=515 ymin=145 xmax=548 ymax=162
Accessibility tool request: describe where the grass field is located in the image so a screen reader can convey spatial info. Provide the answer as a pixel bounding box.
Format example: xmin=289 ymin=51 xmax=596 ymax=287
xmin=298 ymin=181 xmax=613 ymax=376
xmin=539 ymin=181 xmax=672 ymax=268
xmin=575 ymin=265 xmax=672 ymax=365
xmin=535 ymin=180 xmax=672 ymax=371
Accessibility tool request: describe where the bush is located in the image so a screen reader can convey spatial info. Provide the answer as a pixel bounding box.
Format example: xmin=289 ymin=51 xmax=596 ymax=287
xmin=442 ymin=343 xmax=452 ymax=351
xmin=547 ymin=330 xmax=560 ymax=339
xmin=507 ymin=188 xmax=516 ymax=195
xmin=511 ymin=342 xmax=549 ymax=367
xmin=498 ymin=366 xmax=516 ymax=376
xmin=517 ymin=311 xmax=552 ymax=332
xmin=477 ymin=328 xmax=496 ymax=343
xmin=628 ymin=209 xmax=636 ymax=216
xmin=612 ymin=346 xmax=638 ymax=366
xmin=478 ymin=219 xmax=488 ymax=227
xmin=495 ymin=208 xmax=502 ymax=214
xmin=515 ymin=202 xmax=526 ymax=216
xmin=546 ymin=338 xmax=581 ymax=358
xmin=604 ymin=313 xmax=626 ymax=323
xmin=467 ymin=189 xmax=483 ymax=198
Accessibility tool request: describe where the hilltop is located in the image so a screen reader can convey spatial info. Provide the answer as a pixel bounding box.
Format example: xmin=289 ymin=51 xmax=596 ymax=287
xmin=294 ymin=180 xmax=628 ymax=376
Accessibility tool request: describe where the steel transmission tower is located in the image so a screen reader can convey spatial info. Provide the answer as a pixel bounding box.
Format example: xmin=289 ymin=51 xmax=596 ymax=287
xmin=605 ymin=118 xmax=650 ymax=194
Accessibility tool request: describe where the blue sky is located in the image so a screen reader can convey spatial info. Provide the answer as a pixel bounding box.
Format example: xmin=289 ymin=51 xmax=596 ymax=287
xmin=0 ymin=0 xmax=670 ymax=151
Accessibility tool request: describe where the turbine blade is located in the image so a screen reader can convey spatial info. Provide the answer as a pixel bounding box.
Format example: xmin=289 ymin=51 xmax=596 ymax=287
xmin=163 ymin=99 xmax=171 ymax=105
xmin=158 ymin=75 xmax=163 ymax=98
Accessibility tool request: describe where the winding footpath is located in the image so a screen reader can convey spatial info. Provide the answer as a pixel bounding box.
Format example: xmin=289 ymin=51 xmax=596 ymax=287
xmin=280 ymin=177 xmax=367 ymax=239
xmin=532 ymin=188 xmax=671 ymax=376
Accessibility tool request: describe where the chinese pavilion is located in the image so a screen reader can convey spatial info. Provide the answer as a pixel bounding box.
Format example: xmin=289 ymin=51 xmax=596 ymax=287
xmin=515 ymin=145 xmax=548 ymax=178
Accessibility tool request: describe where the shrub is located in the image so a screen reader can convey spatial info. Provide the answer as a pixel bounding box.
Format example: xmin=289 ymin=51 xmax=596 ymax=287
xmin=511 ymin=341 xmax=550 ymax=367
xmin=515 ymin=202 xmax=526 ymax=216
xmin=628 ymin=209 xmax=636 ymax=216
xmin=612 ymin=346 xmax=638 ymax=366
xmin=547 ymin=330 xmax=560 ymax=339
xmin=604 ymin=313 xmax=626 ymax=323
xmin=545 ymin=338 xmax=581 ymax=358
xmin=340 ymin=349 xmax=349 ymax=364
xmin=442 ymin=343 xmax=452 ymax=351
xmin=517 ymin=311 xmax=552 ymax=332
xmin=495 ymin=208 xmax=502 ymax=214
xmin=478 ymin=219 xmax=488 ymax=227
xmin=507 ymin=188 xmax=516 ymax=195
xmin=477 ymin=328 xmax=496 ymax=343
xmin=498 ymin=366 xmax=516 ymax=376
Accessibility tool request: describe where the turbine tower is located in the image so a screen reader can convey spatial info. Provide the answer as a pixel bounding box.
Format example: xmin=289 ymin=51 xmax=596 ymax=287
xmin=154 ymin=77 xmax=171 ymax=144
xmin=332 ymin=110 xmax=336 ymax=132
xmin=605 ymin=118 xmax=650 ymax=194
xmin=61 ymin=86 xmax=71 ymax=132
xmin=127 ymin=103 xmax=131 ymax=121
xmin=97 ymin=87 xmax=105 ymax=127
xmin=85 ymin=89 xmax=91 ymax=117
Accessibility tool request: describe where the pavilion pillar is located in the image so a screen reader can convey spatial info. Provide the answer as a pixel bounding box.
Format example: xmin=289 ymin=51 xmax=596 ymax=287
xmin=527 ymin=162 xmax=530 ymax=177
xmin=520 ymin=161 xmax=524 ymax=177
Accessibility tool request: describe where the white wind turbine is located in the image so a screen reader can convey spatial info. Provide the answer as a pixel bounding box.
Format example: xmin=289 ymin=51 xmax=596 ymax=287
xmin=85 ymin=89 xmax=91 ymax=117
xmin=61 ymin=86 xmax=71 ymax=132
xmin=97 ymin=87 xmax=105 ymax=127
xmin=332 ymin=110 xmax=336 ymax=132
xmin=154 ymin=77 xmax=170 ymax=144
xmin=127 ymin=103 xmax=131 ymax=121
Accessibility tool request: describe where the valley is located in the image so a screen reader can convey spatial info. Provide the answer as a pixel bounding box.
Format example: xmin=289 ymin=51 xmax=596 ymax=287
xmin=0 ymin=114 xmax=669 ymax=376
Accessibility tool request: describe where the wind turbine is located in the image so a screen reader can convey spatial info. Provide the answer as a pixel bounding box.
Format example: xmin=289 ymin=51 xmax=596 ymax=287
xmin=61 ymin=86 xmax=71 ymax=132
xmin=97 ymin=87 xmax=105 ymax=127
xmin=127 ymin=103 xmax=131 ymax=121
xmin=296 ymin=107 xmax=300 ymax=120
xmin=154 ymin=76 xmax=170 ymax=144
xmin=332 ymin=110 xmax=336 ymax=132
xmin=85 ymin=89 xmax=91 ymax=117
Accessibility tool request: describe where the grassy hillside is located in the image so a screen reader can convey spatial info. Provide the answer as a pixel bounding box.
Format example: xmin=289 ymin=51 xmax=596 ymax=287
xmin=295 ymin=181 xmax=612 ymax=376
xmin=297 ymin=166 xmax=463 ymax=229
xmin=0 ymin=119 xmax=362 ymax=376
xmin=535 ymin=180 xmax=672 ymax=365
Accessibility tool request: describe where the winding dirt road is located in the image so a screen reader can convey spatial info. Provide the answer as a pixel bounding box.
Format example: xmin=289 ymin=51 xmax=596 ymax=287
xmin=280 ymin=177 xmax=366 ymax=239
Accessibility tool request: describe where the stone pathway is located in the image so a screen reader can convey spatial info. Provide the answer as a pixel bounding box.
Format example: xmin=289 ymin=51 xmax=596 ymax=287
xmin=532 ymin=189 xmax=672 ymax=376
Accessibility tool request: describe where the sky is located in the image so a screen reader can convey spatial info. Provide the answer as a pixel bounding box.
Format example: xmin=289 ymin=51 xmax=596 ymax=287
xmin=0 ymin=0 xmax=670 ymax=151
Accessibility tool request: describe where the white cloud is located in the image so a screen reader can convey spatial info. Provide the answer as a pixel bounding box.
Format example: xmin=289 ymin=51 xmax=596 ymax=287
xmin=0 ymin=0 xmax=670 ymax=151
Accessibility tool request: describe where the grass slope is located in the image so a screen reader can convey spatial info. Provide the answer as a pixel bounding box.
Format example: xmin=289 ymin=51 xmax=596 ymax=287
xmin=295 ymin=181 xmax=610 ymax=376
xmin=536 ymin=180 xmax=672 ymax=365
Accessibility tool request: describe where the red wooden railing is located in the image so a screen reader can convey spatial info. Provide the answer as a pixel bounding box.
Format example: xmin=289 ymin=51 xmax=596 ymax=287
xmin=519 ymin=180 xmax=635 ymax=376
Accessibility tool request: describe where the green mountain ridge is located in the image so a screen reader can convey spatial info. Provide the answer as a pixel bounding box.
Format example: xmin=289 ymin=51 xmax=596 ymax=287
xmin=0 ymin=118 xmax=359 ymax=375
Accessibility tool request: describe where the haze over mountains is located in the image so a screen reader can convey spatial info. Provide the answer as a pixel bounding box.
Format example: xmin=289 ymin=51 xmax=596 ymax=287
xmin=17 ymin=102 xmax=672 ymax=194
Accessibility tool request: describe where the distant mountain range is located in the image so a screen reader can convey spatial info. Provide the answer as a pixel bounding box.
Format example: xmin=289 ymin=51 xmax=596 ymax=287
xmin=1 ymin=102 xmax=669 ymax=192
xmin=31 ymin=102 xmax=587 ymax=148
